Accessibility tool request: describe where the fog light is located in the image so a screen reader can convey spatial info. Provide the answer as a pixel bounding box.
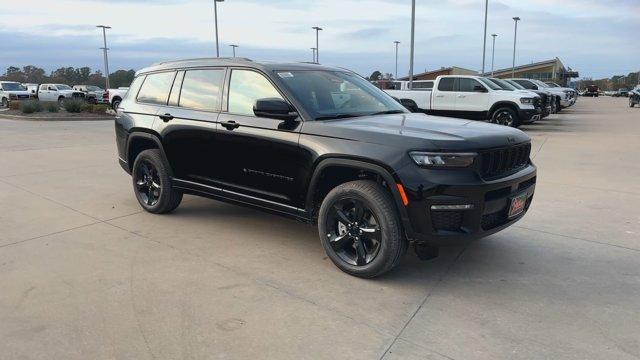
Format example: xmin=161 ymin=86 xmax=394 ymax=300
xmin=431 ymin=204 xmax=474 ymax=211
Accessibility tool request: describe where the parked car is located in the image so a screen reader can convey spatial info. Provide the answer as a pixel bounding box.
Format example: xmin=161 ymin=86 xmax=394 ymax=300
xmin=629 ymin=86 xmax=640 ymax=107
xmin=504 ymin=79 xmax=559 ymax=114
xmin=486 ymin=78 xmax=550 ymax=119
xmin=539 ymin=81 xmax=577 ymax=104
xmin=37 ymin=84 xmax=86 ymax=105
xmin=106 ymin=87 xmax=129 ymax=109
xmin=73 ymin=85 xmax=108 ymax=104
xmin=613 ymin=88 xmax=629 ymax=97
xmin=604 ymin=90 xmax=616 ymax=96
xmin=385 ymin=75 xmax=541 ymax=127
xmin=509 ymin=78 xmax=574 ymax=110
xmin=0 ymin=81 xmax=33 ymax=107
xmin=583 ymin=85 xmax=600 ymax=97
xmin=115 ymin=58 xmax=536 ymax=278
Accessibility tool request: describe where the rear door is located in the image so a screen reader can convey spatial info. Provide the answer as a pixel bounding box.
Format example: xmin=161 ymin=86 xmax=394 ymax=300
xmin=214 ymin=68 xmax=304 ymax=207
xmin=455 ymin=78 xmax=489 ymax=117
xmin=431 ymin=77 xmax=457 ymax=112
xmin=157 ymin=68 xmax=226 ymax=182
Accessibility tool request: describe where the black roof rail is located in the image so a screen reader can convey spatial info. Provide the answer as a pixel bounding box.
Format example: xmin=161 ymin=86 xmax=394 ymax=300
xmin=152 ymin=57 xmax=253 ymax=66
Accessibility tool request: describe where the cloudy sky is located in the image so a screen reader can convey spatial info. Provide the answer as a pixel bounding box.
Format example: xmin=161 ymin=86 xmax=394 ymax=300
xmin=1 ymin=0 xmax=638 ymax=79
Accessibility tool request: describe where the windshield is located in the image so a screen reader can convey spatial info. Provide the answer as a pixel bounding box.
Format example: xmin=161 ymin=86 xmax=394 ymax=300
xmin=276 ymin=70 xmax=407 ymax=120
xmin=478 ymin=77 xmax=503 ymax=90
xmin=532 ymin=80 xmax=549 ymax=88
xmin=504 ymin=80 xmax=526 ymax=90
xmin=87 ymin=86 xmax=103 ymax=91
xmin=545 ymin=82 xmax=559 ymax=87
xmin=1 ymin=82 xmax=27 ymax=91
xmin=489 ymin=78 xmax=517 ymax=91
xmin=56 ymin=84 xmax=72 ymax=90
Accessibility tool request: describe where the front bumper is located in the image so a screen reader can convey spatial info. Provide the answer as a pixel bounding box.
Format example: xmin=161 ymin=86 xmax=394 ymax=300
xmin=397 ymin=164 xmax=536 ymax=246
xmin=519 ymin=108 xmax=542 ymax=123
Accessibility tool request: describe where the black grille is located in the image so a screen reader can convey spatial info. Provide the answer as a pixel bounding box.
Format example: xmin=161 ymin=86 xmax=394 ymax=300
xmin=481 ymin=210 xmax=507 ymax=230
xmin=72 ymin=92 xmax=86 ymax=99
xmin=532 ymin=97 xmax=541 ymax=109
xmin=431 ymin=211 xmax=463 ymax=232
xmin=479 ymin=143 xmax=531 ymax=179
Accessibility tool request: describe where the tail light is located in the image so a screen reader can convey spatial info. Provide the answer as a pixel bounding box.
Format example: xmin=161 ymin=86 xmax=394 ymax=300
xmin=103 ymin=91 xmax=109 ymax=100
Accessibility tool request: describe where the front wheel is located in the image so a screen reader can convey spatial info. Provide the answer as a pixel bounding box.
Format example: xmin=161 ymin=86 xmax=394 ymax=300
xmin=491 ymin=107 xmax=520 ymax=127
xmin=1 ymin=97 xmax=8 ymax=108
xmin=318 ymin=180 xmax=406 ymax=278
xmin=630 ymin=98 xmax=635 ymax=108
xmin=132 ymin=149 xmax=183 ymax=214
xmin=57 ymin=97 xmax=65 ymax=107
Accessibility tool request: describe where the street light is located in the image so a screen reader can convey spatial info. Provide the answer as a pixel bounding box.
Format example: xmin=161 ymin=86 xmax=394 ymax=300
xmin=229 ymin=44 xmax=238 ymax=57
xmin=512 ymin=17 xmax=520 ymax=78
xmin=310 ymin=47 xmax=317 ymax=63
xmin=96 ymin=25 xmax=111 ymax=90
xmin=394 ymin=41 xmax=400 ymax=79
xmin=213 ymin=0 xmax=224 ymax=57
xmin=491 ymin=34 xmax=497 ymax=76
xmin=481 ymin=0 xmax=489 ymax=74
xmin=312 ymin=26 xmax=323 ymax=63
xmin=409 ymin=0 xmax=416 ymax=89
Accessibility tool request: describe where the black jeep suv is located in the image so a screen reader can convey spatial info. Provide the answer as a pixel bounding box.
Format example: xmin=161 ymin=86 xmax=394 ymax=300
xmin=115 ymin=58 xmax=536 ymax=278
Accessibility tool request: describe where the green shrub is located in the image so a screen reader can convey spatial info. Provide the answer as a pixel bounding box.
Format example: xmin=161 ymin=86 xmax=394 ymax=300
xmin=9 ymin=101 xmax=21 ymax=110
xmin=81 ymin=103 xmax=94 ymax=113
xmin=20 ymin=100 xmax=43 ymax=114
xmin=63 ymin=98 xmax=84 ymax=113
xmin=44 ymin=102 xmax=59 ymax=113
xmin=91 ymin=104 xmax=110 ymax=114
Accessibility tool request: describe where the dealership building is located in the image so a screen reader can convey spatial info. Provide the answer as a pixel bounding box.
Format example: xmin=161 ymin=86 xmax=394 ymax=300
xmin=485 ymin=58 xmax=579 ymax=86
xmin=398 ymin=66 xmax=477 ymax=81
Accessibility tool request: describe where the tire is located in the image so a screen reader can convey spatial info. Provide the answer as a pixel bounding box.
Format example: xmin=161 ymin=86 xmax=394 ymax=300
xmin=1 ymin=97 xmax=7 ymax=108
xmin=556 ymin=99 xmax=562 ymax=112
xmin=630 ymin=98 xmax=635 ymax=108
xmin=491 ymin=107 xmax=520 ymax=128
xmin=112 ymin=98 xmax=121 ymax=110
xmin=318 ymin=180 xmax=406 ymax=278
xmin=132 ymin=149 xmax=183 ymax=214
xmin=58 ymin=97 xmax=65 ymax=107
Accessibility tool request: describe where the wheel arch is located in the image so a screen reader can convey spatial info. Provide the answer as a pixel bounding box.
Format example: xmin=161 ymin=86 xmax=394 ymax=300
xmin=489 ymin=101 xmax=520 ymax=117
xmin=305 ymin=157 xmax=414 ymax=239
xmin=125 ymin=131 xmax=172 ymax=175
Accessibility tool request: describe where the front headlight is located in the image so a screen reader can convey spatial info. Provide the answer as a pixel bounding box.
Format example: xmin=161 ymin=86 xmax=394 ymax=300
xmin=409 ymin=152 xmax=477 ymax=168
xmin=520 ymin=97 xmax=534 ymax=104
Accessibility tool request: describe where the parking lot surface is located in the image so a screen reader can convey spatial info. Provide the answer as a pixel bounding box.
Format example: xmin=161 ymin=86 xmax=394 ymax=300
xmin=1 ymin=97 xmax=639 ymax=359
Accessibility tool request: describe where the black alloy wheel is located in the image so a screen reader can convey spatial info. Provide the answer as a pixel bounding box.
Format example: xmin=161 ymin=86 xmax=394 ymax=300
xmin=135 ymin=160 xmax=162 ymax=207
xmin=131 ymin=149 xmax=183 ymax=214
xmin=318 ymin=180 xmax=406 ymax=278
xmin=326 ymin=198 xmax=382 ymax=266
xmin=491 ymin=108 xmax=516 ymax=127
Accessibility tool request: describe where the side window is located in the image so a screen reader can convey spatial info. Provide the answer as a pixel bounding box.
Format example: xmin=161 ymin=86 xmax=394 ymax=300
xmin=413 ymin=81 xmax=433 ymax=90
xmin=179 ymin=69 xmax=225 ymax=111
xmin=514 ymin=80 xmax=533 ymax=89
xmin=228 ymin=70 xmax=283 ymax=116
xmin=124 ymin=75 xmax=146 ymax=102
xmin=437 ymin=78 xmax=455 ymax=92
xmin=458 ymin=78 xmax=483 ymax=92
xmin=137 ymin=71 xmax=176 ymax=105
xmin=49 ymin=86 xmax=57 ymax=91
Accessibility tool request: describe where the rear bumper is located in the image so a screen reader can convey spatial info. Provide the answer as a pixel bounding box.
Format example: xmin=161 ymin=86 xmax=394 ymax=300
xmin=397 ymin=164 xmax=537 ymax=246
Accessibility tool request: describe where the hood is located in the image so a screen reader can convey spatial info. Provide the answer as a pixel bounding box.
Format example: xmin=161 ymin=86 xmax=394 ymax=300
xmin=306 ymin=113 xmax=530 ymax=151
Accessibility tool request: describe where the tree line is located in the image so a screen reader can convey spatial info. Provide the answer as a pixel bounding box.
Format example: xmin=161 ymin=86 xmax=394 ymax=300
xmin=0 ymin=65 xmax=136 ymax=89
xmin=577 ymin=71 xmax=639 ymax=91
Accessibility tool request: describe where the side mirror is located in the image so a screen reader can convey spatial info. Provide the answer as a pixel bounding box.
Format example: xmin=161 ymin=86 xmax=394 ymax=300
xmin=253 ymin=98 xmax=298 ymax=121
xmin=532 ymin=85 xmax=539 ymax=90
xmin=473 ymin=85 xmax=488 ymax=93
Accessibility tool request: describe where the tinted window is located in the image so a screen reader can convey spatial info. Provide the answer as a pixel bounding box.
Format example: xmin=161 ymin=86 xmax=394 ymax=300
xmin=125 ymin=75 xmax=146 ymax=102
xmin=137 ymin=71 xmax=176 ymax=104
xmin=438 ymin=78 xmax=455 ymax=91
xmin=179 ymin=69 xmax=225 ymax=111
xmin=514 ymin=80 xmax=535 ymax=89
xmin=413 ymin=81 xmax=433 ymax=90
xmin=459 ymin=78 xmax=484 ymax=92
xmin=228 ymin=70 xmax=283 ymax=116
xmin=168 ymin=71 xmax=184 ymax=107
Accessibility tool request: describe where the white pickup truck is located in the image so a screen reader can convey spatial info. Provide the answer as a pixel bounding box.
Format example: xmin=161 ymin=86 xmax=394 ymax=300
xmin=385 ymin=75 xmax=542 ymax=127
xmin=104 ymin=87 xmax=129 ymax=110
xmin=37 ymin=84 xmax=86 ymax=105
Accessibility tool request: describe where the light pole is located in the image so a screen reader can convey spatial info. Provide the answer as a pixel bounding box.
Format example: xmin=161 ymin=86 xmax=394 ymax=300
xmin=481 ymin=0 xmax=489 ymax=74
xmin=213 ymin=0 xmax=224 ymax=57
xmin=491 ymin=34 xmax=497 ymax=76
xmin=394 ymin=41 xmax=400 ymax=79
xmin=312 ymin=26 xmax=323 ymax=63
xmin=96 ymin=25 xmax=111 ymax=90
xmin=512 ymin=17 xmax=520 ymax=78
xmin=409 ymin=0 xmax=416 ymax=89
xmin=229 ymin=44 xmax=238 ymax=57
xmin=311 ymin=47 xmax=317 ymax=63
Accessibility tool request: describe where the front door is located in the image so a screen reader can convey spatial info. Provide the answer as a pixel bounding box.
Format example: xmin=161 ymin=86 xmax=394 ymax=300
xmin=431 ymin=77 xmax=457 ymax=113
xmin=455 ymin=78 xmax=489 ymax=119
xmin=214 ymin=68 xmax=304 ymax=207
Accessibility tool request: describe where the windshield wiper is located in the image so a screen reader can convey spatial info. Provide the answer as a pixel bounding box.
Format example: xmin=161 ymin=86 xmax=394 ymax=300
xmin=315 ymin=114 xmax=363 ymax=120
xmin=369 ymin=110 xmax=406 ymax=116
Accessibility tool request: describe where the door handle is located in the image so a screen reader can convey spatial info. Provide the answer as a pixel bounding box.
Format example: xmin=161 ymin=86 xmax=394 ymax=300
xmin=159 ymin=113 xmax=174 ymax=122
xmin=458 ymin=95 xmax=466 ymax=98
xmin=221 ymin=120 xmax=240 ymax=130
xmin=435 ymin=95 xmax=444 ymax=98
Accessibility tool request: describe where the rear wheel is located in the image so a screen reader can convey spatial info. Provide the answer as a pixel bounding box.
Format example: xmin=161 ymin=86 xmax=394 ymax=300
xmin=132 ymin=149 xmax=183 ymax=214
xmin=630 ymin=97 xmax=635 ymax=108
xmin=491 ymin=107 xmax=519 ymax=128
xmin=1 ymin=97 xmax=7 ymax=108
xmin=318 ymin=180 xmax=406 ymax=278
xmin=112 ymin=98 xmax=122 ymax=110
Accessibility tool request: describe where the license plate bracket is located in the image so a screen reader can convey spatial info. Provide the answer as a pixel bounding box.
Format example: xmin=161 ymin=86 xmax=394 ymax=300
xmin=508 ymin=193 xmax=528 ymax=218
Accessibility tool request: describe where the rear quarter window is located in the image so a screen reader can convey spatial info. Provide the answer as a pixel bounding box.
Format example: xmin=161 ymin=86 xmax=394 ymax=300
xmin=437 ymin=78 xmax=455 ymax=91
xmin=136 ymin=71 xmax=176 ymax=105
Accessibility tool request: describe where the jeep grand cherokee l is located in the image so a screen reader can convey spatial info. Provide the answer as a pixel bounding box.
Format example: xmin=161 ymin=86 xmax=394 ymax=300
xmin=115 ymin=58 xmax=536 ymax=278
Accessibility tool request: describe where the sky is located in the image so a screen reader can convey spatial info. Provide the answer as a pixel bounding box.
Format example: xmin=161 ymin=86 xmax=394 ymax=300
xmin=1 ymin=0 xmax=638 ymax=79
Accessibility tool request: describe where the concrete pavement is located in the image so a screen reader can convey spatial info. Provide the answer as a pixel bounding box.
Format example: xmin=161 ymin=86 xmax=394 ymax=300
xmin=0 ymin=97 xmax=638 ymax=359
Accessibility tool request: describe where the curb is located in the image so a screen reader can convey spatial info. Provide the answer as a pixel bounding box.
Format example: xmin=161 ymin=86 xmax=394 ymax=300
xmin=0 ymin=114 xmax=115 ymax=121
